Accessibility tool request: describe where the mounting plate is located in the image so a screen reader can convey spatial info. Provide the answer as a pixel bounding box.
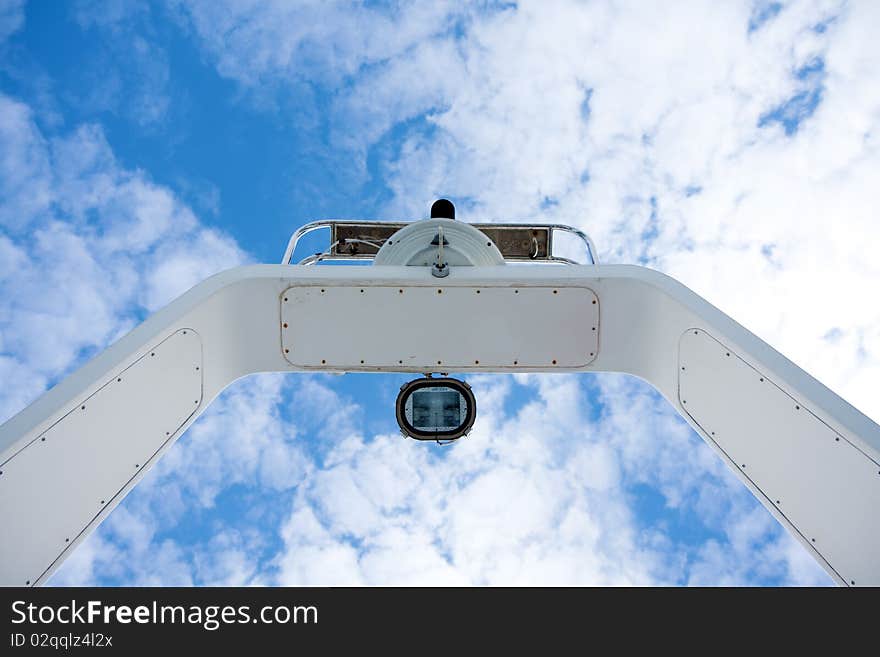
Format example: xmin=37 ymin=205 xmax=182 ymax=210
xmin=281 ymin=284 xmax=600 ymax=370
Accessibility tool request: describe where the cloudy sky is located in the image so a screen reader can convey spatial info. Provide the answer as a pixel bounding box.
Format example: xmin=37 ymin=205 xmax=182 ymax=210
xmin=1 ymin=0 xmax=877 ymax=586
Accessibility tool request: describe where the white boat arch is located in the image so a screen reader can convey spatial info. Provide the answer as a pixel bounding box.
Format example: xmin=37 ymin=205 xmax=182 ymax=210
xmin=2 ymin=216 xmax=878 ymax=587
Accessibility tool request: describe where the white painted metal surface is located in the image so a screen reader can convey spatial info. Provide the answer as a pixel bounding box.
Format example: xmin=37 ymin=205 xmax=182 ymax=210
xmin=373 ymin=218 xmax=505 ymax=267
xmin=679 ymin=329 xmax=880 ymax=587
xmin=1 ymin=263 xmax=878 ymax=586
xmin=0 ymin=329 xmax=202 ymax=586
xmin=282 ymin=285 xmax=599 ymax=369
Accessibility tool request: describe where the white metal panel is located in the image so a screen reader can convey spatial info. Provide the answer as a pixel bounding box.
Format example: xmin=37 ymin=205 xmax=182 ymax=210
xmin=679 ymin=329 xmax=880 ymax=586
xmin=281 ymin=285 xmax=599 ymax=369
xmin=0 ymin=329 xmax=202 ymax=586
xmin=373 ymin=218 xmax=506 ymax=267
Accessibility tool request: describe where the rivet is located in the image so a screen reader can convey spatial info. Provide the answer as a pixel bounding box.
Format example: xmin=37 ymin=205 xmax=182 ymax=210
xmin=399 ymin=289 xmax=403 ymax=294
xmin=475 ymin=360 xmax=480 ymax=365
xmin=694 ymin=330 xmax=698 ymax=335
xmin=26 ymin=581 xmax=29 ymax=585
xmin=741 ymin=464 xmax=746 ymax=469
xmin=117 ymin=377 xmax=122 ymax=382
xmin=283 ymin=323 xmax=288 ymax=328
xmin=360 ymin=289 xmax=364 ymax=293
xmin=515 ymin=290 xmax=519 ymax=294
xmin=398 ymin=360 xmax=403 ymax=364
xmin=592 ymin=327 xmax=596 ymax=331
xmin=81 ymin=405 xmax=85 ymax=410
xmin=321 ymin=359 xmax=326 ymax=364
xmin=151 ymin=352 xmax=155 ymax=357
xmin=553 ymin=290 xmax=558 ymax=294
xmin=437 ymin=289 xmax=442 ymax=294
xmin=476 ymin=290 xmax=480 ymax=294
xmin=135 ymin=464 xmax=139 ymax=468
xmin=100 ymin=500 xmax=105 ymax=505
xmin=166 ymin=432 xmax=170 ymax=436
xmin=284 ymin=297 xmax=288 ymax=302
xmin=590 ymin=352 xmax=594 ymax=356
xmin=681 ymin=366 xmax=685 ymax=371
xmin=811 ymin=538 xmax=816 ymax=543
xmin=195 ymin=400 xmax=199 ymax=404
xmin=196 ymin=366 xmax=200 ymax=371
xmin=513 ymin=360 xmax=518 ymax=365
xmin=682 ymin=400 xmax=687 ymax=404
xmin=795 ymin=405 xmax=800 ymax=410
xmin=285 ymin=348 xmax=290 ymax=353
xmin=183 ymin=331 xmax=187 ymax=335
xmin=760 ymin=378 xmax=764 ymax=382
xmin=835 ymin=437 xmax=840 ymax=442
xmin=437 ymin=360 xmax=442 ymax=365
xmin=776 ymin=500 xmax=780 ymax=504
xmin=726 ymin=352 xmax=730 ymax=357
xmin=65 ymin=538 xmax=69 ymax=542
xmin=851 ymin=580 xmax=855 ymax=585
xmin=486 ymin=242 xmax=491 ymax=247
xmin=711 ymin=431 xmax=715 ymax=435
xmin=592 ymin=299 xmax=596 ymax=304
xmin=552 ymin=359 xmax=557 ymax=365
xmin=360 ymin=360 xmax=365 ymax=364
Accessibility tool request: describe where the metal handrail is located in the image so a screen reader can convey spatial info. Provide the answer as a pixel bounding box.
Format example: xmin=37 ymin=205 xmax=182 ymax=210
xmin=281 ymin=220 xmax=407 ymax=265
xmin=547 ymin=224 xmax=600 ymax=266
xmin=281 ymin=220 xmax=599 ymax=266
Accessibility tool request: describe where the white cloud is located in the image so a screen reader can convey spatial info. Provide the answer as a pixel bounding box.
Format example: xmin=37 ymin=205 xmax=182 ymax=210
xmin=171 ymin=0 xmax=466 ymax=89
xmin=0 ymin=95 xmax=52 ymax=229
xmin=270 ymin=374 xmax=826 ymax=586
xmin=154 ymin=374 xmax=308 ymax=509
xmin=0 ymin=0 xmax=24 ymax=44
xmin=0 ymin=93 xmax=246 ymax=421
xmin=69 ymin=0 xmax=172 ymax=126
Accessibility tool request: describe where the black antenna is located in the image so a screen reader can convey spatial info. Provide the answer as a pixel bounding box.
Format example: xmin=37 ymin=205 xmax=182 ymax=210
xmin=430 ymin=198 xmax=455 ymax=220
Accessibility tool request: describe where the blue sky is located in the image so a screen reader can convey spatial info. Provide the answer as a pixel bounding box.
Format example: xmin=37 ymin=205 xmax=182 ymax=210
xmin=3 ymin=0 xmax=878 ymax=585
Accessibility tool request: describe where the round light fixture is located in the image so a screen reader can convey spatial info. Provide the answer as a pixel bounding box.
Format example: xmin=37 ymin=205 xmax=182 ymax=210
xmin=396 ymin=377 xmax=476 ymax=442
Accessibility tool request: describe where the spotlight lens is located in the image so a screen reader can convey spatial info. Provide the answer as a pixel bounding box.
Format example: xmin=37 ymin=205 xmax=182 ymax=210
xmin=396 ymin=377 xmax=476 ymax=441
